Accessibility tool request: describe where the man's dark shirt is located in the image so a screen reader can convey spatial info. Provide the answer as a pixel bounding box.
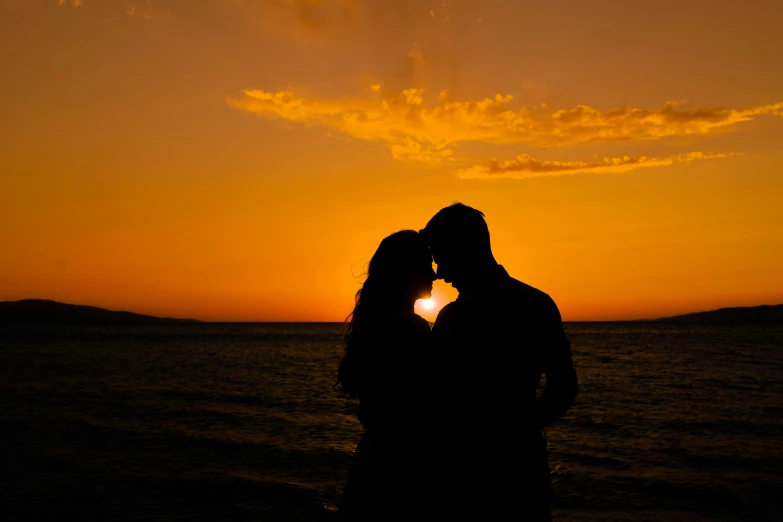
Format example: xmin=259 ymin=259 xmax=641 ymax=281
xmin=429 ymin=265 xmax=577 ymax=518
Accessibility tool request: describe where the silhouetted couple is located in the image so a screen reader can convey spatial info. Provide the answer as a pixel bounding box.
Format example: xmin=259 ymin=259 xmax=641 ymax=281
xmin=337 ymin=204 xmax=578 ymax=521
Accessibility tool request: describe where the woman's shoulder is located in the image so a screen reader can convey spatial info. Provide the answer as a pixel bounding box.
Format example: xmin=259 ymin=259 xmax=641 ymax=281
xmin=387 ymin=312 xmax=431 ymax=339
xmin=408 ymin=312 xmax=433 ymax=334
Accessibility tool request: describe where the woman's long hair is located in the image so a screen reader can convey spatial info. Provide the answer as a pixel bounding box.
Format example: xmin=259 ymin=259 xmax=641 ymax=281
xmin=338 ymin=230 xmax=427 ymax=397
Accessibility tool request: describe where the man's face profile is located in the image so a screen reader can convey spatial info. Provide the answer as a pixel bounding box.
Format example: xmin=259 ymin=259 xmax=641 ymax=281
xmin=429 ymin=240 xmax=462 ymax=288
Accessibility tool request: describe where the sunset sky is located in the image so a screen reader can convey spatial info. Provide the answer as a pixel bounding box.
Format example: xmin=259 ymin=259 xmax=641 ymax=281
xmin=1 ymin=0 xmax=782 ymax=321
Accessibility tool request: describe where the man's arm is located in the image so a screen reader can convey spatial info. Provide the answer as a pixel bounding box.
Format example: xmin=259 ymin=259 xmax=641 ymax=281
xmin=536 ymin=296 xmax=578 ymax=429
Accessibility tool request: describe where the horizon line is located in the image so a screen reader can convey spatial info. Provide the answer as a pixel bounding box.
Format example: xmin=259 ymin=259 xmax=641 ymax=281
xmin=2 ymin=298 xmax=782 ymax=324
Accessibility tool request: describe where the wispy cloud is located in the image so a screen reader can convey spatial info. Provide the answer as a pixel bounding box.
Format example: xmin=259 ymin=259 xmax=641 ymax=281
xmin=228 ymin=87 xmax=780 ymax=169
xmin=457 ymin=152 xmax=740 ymax=180
xmin=58 ymin=0 xmax=83 ymax=6
xmin=550 ymin=102 xmax=783 ymax=143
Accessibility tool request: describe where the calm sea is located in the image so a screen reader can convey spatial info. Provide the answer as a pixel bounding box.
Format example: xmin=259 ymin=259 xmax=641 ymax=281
xmin=1 ymin=322 xmax=781 ymax=521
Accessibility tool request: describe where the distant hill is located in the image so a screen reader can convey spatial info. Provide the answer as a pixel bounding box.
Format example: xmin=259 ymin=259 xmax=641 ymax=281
xmin=0 ymin=299 xmax=200 ymax=324
xmin=657 ymin=304 xmax=783 ymax=323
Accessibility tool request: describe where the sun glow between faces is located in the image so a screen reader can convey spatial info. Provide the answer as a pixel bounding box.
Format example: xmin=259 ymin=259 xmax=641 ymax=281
xmin=414 ymin=298 xmax=437 ymax=321
xmin=414 ymin=297 xmax=436 ymax=320
xmin=414 ymin=282 xmax=458 ymax=322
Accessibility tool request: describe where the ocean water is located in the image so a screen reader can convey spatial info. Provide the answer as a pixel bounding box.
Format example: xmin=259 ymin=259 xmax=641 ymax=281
xmin=0 ymin=322 xmax=781 ymax=521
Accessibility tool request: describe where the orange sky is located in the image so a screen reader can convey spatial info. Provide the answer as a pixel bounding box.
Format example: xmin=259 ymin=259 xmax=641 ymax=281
xmin=1 ymin=0 xmax=782 ymax=321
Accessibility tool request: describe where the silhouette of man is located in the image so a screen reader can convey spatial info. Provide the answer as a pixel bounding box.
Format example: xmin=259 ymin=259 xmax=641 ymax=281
xmin=420 ymin=203 xmax=578 ymax=520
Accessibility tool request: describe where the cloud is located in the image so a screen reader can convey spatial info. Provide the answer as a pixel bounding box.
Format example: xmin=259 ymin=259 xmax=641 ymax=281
xmin=456 ymin=152 xmax=740 ymax=180
xmin=550 ymin=102 xmax=783 ymax=143
xmin=228 ymin=87 xmax=780 ymax=167
xmin=390 ymin=136 xmax=455 ymax=165
xmin=228 ymin=87 xmax=461 ymax=163
xmin=58 ymin=0 xmax=83 ymax=6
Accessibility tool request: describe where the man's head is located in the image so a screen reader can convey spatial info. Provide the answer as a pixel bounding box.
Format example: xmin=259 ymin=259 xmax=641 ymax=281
xmin=419 ymin=203 xmax=495 ymax=289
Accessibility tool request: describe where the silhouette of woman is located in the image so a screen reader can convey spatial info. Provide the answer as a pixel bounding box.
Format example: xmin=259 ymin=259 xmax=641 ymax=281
xmin=337 ymin=230 xmax=437 ymax=521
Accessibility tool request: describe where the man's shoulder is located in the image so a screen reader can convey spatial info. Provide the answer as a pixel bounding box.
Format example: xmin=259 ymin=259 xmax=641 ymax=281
xmin=504 ymin=274 xmax=557 ymax=307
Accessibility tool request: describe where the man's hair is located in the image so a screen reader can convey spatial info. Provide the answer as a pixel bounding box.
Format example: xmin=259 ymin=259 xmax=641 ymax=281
xmin=420 ymin=203 xmax=491 ymax=253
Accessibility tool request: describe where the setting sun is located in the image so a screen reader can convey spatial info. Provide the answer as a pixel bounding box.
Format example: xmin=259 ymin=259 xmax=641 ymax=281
xmin=420 ymin=298 xmax=435 ymax=310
